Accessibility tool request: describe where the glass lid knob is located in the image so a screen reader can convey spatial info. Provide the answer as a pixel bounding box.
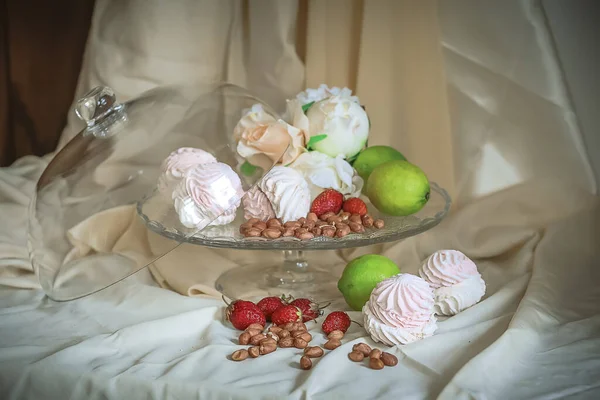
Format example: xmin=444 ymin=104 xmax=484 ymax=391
xmin=75 ymin=86 xmax=125 ymax=136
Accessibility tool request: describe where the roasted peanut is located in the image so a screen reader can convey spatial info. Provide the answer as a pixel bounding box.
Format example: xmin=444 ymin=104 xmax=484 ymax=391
xmin=247 ymin=218 xmax=260 ymax=225
xmin=373 ymin=219 xmax=385 ymax=229
xmin=369 ymin=358 xmax=385 ymax=370
xmin=300 ymin=356 xmax=312 ymax=370
xmin=259 ymin=343 xmax=277 ymax=355
xmin=369 ymin=349 xmax=382 ymax=359
xmin=323 ymin=339 xmax=341 ymax=350
xmin=245 ymin=228 xmax=262 ymax=237
xmin=339 ymin=211 xmax=351 ymax=221
xmin=348 ymin=351 xmax=364 ymax=362
xmin=381 ymin=352 xmax=398 ymax=366
xmin=249 ymin=334 xmax=266 ymax=346
xmin=278 ymin=337 xmax=295 ymax=348
xmin=302 ymin=220 xmax=316 ymax=230
xmin=304 ymin=346 xmax=324 ymax=358
xmin=296 ymin=332 xmax=312 ymax=343
xmin=307 ymin=212 xmax=318 ymax=222
xmin=294 ymin=338 xmax=309 ymax=349
xmin=349 ymin=214 xmax=362 ymax=224
xmin=267 ymin=218 xmax=282 ymax=228
xmin=297 ymin=232 xmax=315 ymax=240
xmin=352 ymin=343 xmax=372 ymax=356
xmin=231 ymin=349 xmax=249 ymax=361
xmin=259 ymin=338 xmax=277 ymax=347
xmin=248 ymin=346 xmax=260 ymax=358
xmin=327 ymin=216 xmax=342 ymax=224
xmin=335 ymin=226 xmax=350 ymax=238
xmin=320 ymin=211 xmax=335 ymax=220
xmin=294 ymin=322 xmax=307 ymax=331
xmin=254 ymin=221 xmax=267 ymax=231
xmin=298 ymin=217 xmax=306 ymax=224
xmin=295 ymin=227 xmax=308 ymax=235
xmin=349 ymin=222 xmax=365 ymax=233
xmin=245 ymin=323 xmax=264 ymax=332
xmin=279 ymin=329 xmax=291 ymax=339
xmin=245 ymin=329 xmax=262 ymax=337
xmin=268 ymin=326 xmax=283 ymax=335
xmin=321 ymin=227 xmax=336 ymax=237
xmin=239 ymin=223 xmax=252 ymax=234
xmin=238 ymin=332 xmax=251 ymax=345
xmin=282 ymin=322 xmax=295 ymax=331
xmin=282 ymin=228 xmax=295 ymax=237
xmin=284 ymin=221 xmax=301 ymax=229
xmin=315 ymin=220 xmax=328 ymax=227
xmin=262 ymin=228 xmax=282 ymax=239
xmin=362 ymin=214 xmax=374 ymax=227
xmin=327 ymin=330 xmax=344 ymax=340
xmin=311 ymin=227 xmax=322 ymax=236
xmin=266 ymin=332 xmax=279 ymax=342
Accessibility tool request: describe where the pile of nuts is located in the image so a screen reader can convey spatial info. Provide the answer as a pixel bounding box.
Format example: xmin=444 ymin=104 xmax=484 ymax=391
xmin=240 ymin=212 xmax=385 ymax=240
xmin=348 ymin=342 xmax=398 ymax=370
xmin=229 ymin=322 xmax=349 ymax=370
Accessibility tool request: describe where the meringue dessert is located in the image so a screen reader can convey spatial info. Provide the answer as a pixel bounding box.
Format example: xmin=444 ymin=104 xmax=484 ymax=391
xmin=363 ymin=274 xmax=437 ymax=346
xmin=158 ymin=147 xmax=217 ymax=192
xmin=258 ymin=166 xmax=311 ymax=222
xmin=419 ymin=250 xmax=486 ymax=316
xmin=242 ymin=186 xmax=276 ymax=221
xmin=172 ymin=162 xmax=244 ymax=229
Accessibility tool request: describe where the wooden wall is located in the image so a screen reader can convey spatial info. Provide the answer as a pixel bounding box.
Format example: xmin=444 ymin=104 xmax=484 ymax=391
xmin=0 ymin=0 xmax=95 ymax=166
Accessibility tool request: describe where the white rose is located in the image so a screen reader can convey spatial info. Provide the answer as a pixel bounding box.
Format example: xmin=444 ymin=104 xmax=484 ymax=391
xmin=305 ymin=96 xmax=370 ymax=159
xmin=296 ymin=84 xmax=360 ymax=106
xmin=289 ymin=151 xmax=364 ymax=200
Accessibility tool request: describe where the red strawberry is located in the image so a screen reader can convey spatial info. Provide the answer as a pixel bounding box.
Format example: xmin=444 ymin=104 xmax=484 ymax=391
xmin=322 ymin=311 xmax=351 ymax=334
xmin=271 ymin=305 xmax=303 ymax=326
xmin=290 ymin=298 xmax=322 ymax=322
xmin=310 ymin=189 xmax=344 ymax=217
xmin=257 ymin=296 xmax=286 ymax=321
xmin=225 ymin=300 xmax=266 ymax=330
xmin=342 ymin=197 xmax=368 ymax=216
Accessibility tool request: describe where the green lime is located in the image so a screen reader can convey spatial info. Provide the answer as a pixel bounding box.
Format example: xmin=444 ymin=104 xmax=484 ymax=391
xmin=366 ymin=160 xmax=430 ymax=216
xmin=353 ymin=146 xmax=407 ymax=183
xmin=337 ymin=254 xmax=401 ymax=311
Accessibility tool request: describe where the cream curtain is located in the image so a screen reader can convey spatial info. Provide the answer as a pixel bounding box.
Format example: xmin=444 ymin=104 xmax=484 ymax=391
xmin=58 ymin=0 xmax=597 ymax=204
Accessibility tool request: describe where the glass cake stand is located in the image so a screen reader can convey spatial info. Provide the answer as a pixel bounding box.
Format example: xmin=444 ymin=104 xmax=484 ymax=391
xmin=137 ymin=182 xmax=451 ymax=300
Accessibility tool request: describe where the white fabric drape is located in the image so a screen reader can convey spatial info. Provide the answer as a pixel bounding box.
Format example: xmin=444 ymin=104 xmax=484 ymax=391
xmin=2 ymin=1 xmax=599 ymax=399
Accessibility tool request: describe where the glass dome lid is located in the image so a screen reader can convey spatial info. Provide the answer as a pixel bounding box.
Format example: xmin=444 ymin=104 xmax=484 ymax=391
xmin=28 ymin=83 xmax=283 ymax=301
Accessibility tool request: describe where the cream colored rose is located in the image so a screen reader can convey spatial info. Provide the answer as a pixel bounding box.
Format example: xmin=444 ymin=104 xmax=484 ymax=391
xmin=234 ymin=104 xmax=307 ymax=169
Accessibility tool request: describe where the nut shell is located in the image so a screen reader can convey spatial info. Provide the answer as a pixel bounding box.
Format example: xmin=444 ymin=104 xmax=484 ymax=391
xmin=231 ymin=349 xmax=249 ymax=361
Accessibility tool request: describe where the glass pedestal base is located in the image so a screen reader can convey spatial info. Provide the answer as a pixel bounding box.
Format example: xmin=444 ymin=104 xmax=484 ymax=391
xmin=215 ymin=250 xmax=339 ymax=301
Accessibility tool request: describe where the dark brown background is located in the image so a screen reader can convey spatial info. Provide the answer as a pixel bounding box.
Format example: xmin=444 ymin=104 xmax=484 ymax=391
xmin=0 ymin=0 xmax=95 ymax=166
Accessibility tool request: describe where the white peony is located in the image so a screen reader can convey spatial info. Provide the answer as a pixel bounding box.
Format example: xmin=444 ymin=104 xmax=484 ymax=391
xmin=289 ymin=151 xmax=363 ymax=200
xmin=305 ymin=96 xmax=370 ymax=159
xmin=296 ymin=84 xmax=360 ymax=106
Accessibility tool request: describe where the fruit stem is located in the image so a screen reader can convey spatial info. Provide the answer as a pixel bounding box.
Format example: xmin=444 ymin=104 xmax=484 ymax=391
xmin=351 ymin=319 xmax=364 ymax=328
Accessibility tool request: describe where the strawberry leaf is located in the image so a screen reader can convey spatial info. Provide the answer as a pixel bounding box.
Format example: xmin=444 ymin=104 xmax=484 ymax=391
xmin=302 ymin=101 xmax=315 ymax=114
xmin=306 ymin=134 xmax=327 ymax=150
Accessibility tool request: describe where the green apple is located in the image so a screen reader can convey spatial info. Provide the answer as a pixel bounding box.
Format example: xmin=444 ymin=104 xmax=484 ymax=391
xmin=353 ymin=146 xmax=406 ymax=183
xmin=366 ymin=160 xmax=430 ymax=216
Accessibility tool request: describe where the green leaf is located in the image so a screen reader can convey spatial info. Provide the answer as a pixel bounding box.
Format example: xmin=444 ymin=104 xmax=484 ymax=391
xmin=302 ymin=101 xmax=315 ymax=114
xmin=347 ymin=152 xmax=359 ymax=166
xmin=306 ymin=134 xmax=328 ymax=150
xmin=240 ymin=161 xmax=259 ymax=176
